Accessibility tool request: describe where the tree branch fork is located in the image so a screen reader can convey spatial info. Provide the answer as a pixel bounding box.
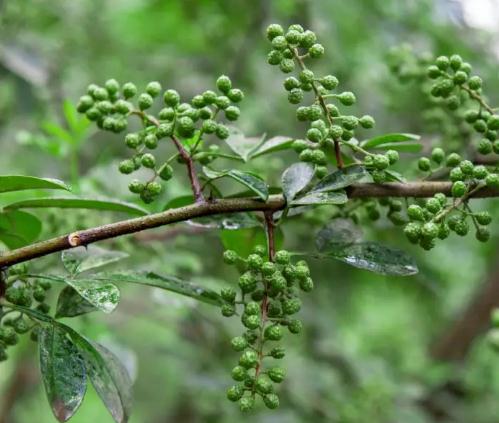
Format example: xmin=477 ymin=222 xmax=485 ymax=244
xmin=1 ymin=181 xmax=498 ymax=268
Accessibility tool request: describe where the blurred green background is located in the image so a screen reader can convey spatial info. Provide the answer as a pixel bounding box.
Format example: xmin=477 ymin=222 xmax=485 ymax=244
xmin=1 ymin=0 xmax=499 ymax=422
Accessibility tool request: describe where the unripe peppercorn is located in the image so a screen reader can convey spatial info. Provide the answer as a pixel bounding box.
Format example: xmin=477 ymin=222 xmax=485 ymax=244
xmin=426 ymin=198 xmax=441 ymax=214
xmin=223 ymin=250 xmax=238 ymax=264
xmin=473 ymin=165 xmax=488 ymax=180
xmin=450 ymin=167 xmax=464 ymax=182
xmin=231 ymin=366 xmax=247 ymax=382
xmin=268 ymin=367 xmax=286 ymax=383
xmin=177 ymin=116 xmax=195 ymax=138
xmin=311 ymin=150 xmax=326 ymax=165
xmin=298 ymin=69 xmax=314 ymax=84
xmin=407 ymin=204 xmax=424 ymax=221
xmin=486 ymin=173 xmax=499 ymax=188
xmin=279 ymin=59 xmax=295 ymax=73
xmin=453 ymin=70 xmax=468 ymax=85
xmin=359 ymin=115 xmax=375 ymax=129
xmin=452 ymin=181 xmax=467 ymax=197
xmin=288 ymin=88 xmax=303 ymax=104
xmin=261 ymin=261 xmax=276 ymax=276
xmin=431 ymin=148 xmax=445 ymax=164
xmin=224 ymin=105 xmax=240 ymax=121
xmin=385 ymin=149 xmax=399 ymax=165
xmin=285 ymin=29 xmax=301 ymax=44
xmin=264 ymin=325 xmax=283 ymax=341
xmin=216 ymin=124 xmax=230 ymax=140
xmin=231 ymin=336 xmax=248 ymax=352
xmin=216 ymin=75 xmax=232 ymax=93
xmin=141 ymin=153 xmax=156 ymax=169
xmin=163 ymin=89 xmax=180 ymax=107
xmin=338 ymin=91 xmax=356 ymax=106
xmin=245 ymin=301 xmax=261 ymax=315
xmin=138 ymin=93 xmax=153 ymax=110
xmin=468 ymin=75 xmax=482 ymax=90
xmin=76 ymin=95 xmax=94 ymax=113
xmin=221 ymin=304 xmax=236 ymax=317
xmin=309 ymin=43 xmax=325 ymax=58
xmin=256 ymin=377 xmax=274 ymax=394
xmin=459 ymin=160 xmax=474 ymax=175
xmin=118 ymin=159 xmax=135 ymax=175
xmin=299 ymin=30 xmax=317 ymax=48
xmin=454 ymin=219 xmax=469 ymax=236
xmin=267 ymin=50 xmax=283 ymax=66
xmin=275 ymin=250 xmax=290 ymax=264
xmin=288 ymin=319 xmax=303 ymax=334
xmin=239 ymin=397 xmax=255 ymax=412
xmin=282 ymin=298 xmax=301 ymax=315
xmin=475 ymin=211 xmax=492 ymax=226
xmin=476 ymin=227 xmax=490 ymax=242
xmin=342 ymin=115 xmax=358 ymax=130
xmin=307 ymin=105 xmax=322 ymax=121
xmin=373 ymin=154 xmax=390 ymax=170
xmin=247 ymin=254 xmax=263 ymax=270
xmin=144 ymin=134 xmax=158 ymax=149
xmin=321 ymin=75 xmax=339 ymax=90
xmin=270 ymin=346 xmax=286 ymax=359
xmin=239 ymin=350 xmax=259 ymax=368
xmin=227 ymin=88 xmax=244 ymax=103
xmin=421 ymin=222 xmax=439 ymax=239
xmin=122 ymin=82 xmax=137 ymax=98
xmin=128 ymin=180 xmax=145 ymax=194
xmin=418 ymin=157 xmax=431 ymax=171
xmin=306 ymin=128 xmax=322 ymax=143
xmin=404 ymin=222 xmax=421 ymax=244
xmin=227 ymin=385 xmax=244 ymax=402
xmin=125 ymin=133 xmax=141 ymax=149
xmin=263 ymin=393 xmax=280 ymax=410
xmin=243 ymin=314 xmax=261 ymax=330
xmin=446 ymin=153 xmax=461 ymax=167
xmin=146 ymin=81 xmax=162 ymax=97
xmin=435 ymin=56 xmax=450 ymax=70
xmin=239 ymin=273 xmax=257 ymax=293
xmin=267 ymin=23 xmax=284 ymax=41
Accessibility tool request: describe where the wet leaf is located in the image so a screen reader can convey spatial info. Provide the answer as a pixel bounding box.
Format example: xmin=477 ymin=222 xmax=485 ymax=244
xmin=315 ymin=219 xmax=363 ymax=251
xmin=281 ymin=162 xmax=315 ymax=201
xmin=202 ymin=167 xmax=269 ymax=200
xmin=39 ymin=324 xmax=87 ymax=422
xmin=291 ymin=190 xmax=348 ymax=206
xmin=361 ymin=133 xmax=420 ymax=149
xmin=224 ymin=127 xmax=262 ymax=162
xmin=189 ymin=213 xmax=260 ymax=229
xmin=4 ymin=197 xmax=148 ymax=216
xmin=250 ymin=136 xmax=294 ymax=159
xmin=317 ymin=241 xmax=418 ymax=276
xmin=0 ymin=210 xmax=42 ymax=248
xmin=0 ymin=175 xmax=71 ymax=193
xmin=91 ymin=271 xmax=224 ymax=307
xmin=310 ymin=165 xmax=367 ymax=193
xmin=56 ymin=286 xmax=99 ymax=318
xmin=64 ymin=327 xmax=132 ymax=423
xmin=62 ymin=246 xmax=129 ymax=275
xmin=63 ymin=279 xmax=120 ymax=314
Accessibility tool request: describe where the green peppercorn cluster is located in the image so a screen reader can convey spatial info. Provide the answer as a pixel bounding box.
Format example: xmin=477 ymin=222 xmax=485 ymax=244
xmin=488 ymin=308 xmax=499 ymax=352
xmin=220 ymin=246 xmax=313 ymax=411
xmin=265 ymin=23 xmax=376 ymax=179
xmin=0 ymin=265 xmax=51 ymax=362
xmin=77 ymin=76 xmax=243 ymax=203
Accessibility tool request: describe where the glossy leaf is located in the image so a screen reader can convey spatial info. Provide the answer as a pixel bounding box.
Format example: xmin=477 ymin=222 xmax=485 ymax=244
xmin=224 ymin=127 xmax=263 ymax=162
xmin=189 ymin=213 xmax=261 ymax=229
xmin=0 ymin=210 xmax=42 ymax=248
xmin=163 ymin=195 xmax=194 ymax=210
xmin=92 ymin=271 xmax=224 ymax=306
xmin=317 ymin=241 xmax=418 ymax=276
xmin=65 ymin=327 xmax=132 ymax=423
xmin=361 ymin=133 xmax=420 ymax=149
xmin=315 ymin=219 xmax=363 ymax=251
xmin=0 ymin=175 xmax=70 ymax=193
xmin=4 ymin=197 xmax=148 ymax=216
xmin=56 ymin=286 xmax=99 ymax=318
xmin=384 ymin=169 xmax=407 ymax=182
xmin=311 ymin=165 xmax=367 ymax=193
xmin=203 ymin=167 xmax=269 ymax=200
xmin=62 ymin=246 xmax=129 ymax=275
xmin=39 ymin=324 xmax=87 ymax=422
xmin=291 ymin=190 xmax=348 ymax=206
xmin=64 ymin=279 xmax=120 ymax=314
xmin=281 ymin=162 xmax=315 ymax=201
xmin=250 ymin=136 xmax=294 ymax=159
xmin=371 ymin=142 xmax=422 ymax=152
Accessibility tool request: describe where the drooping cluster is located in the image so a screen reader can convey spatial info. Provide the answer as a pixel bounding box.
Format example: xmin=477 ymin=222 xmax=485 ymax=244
xmin=220 ymin=246 xmax=313 ymax=411
xmin=76 ymin=76 xmax=244 ymax=203
xmin=0 ymin=265 xmax=51 ymax=362
xmin=265 ymin=23 xmax=386 ymax=180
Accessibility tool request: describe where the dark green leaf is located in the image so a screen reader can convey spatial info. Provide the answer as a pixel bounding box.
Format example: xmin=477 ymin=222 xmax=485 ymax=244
xmin=189 ymin=213 xmax=260 ymax=229
xmin=62 ymin=246 xmax=129 ymax=275
xmin=291 ymin=190 xmax=348 ymax=206
xmin=311 ymin=165 xmax=367 ymax=193
xmin=0 ymin=210 xmax=42 ymax=248
xmin=281 ymin=163 xmax=315 ymax=201
xmin=203 ymin=167 xmax=269 ymax=201
xmin=250 ymin=136 xmax=294 ymax=159
xmin=361 ymin=133 xmax=420 ymax=149
xmin=39 ymin=324 xmax=87 ymax=422
xmin=92 ymin=271 xmax=224 ymax=307
xmin=5 ymin=197 xmax=148 ymax=216
xmin=317 ymin=242 xmax=418 ymax=276
xmin=0 ymin=175 xmax=70 ymax=193
xmin=371 ymin=142 xmax=422 ymax=153
xmin=224 ymin=127 xmax=262 ymax=162
xmin=163 ymin=195 xmax=194 ymax=210
xmin=56 ymin=286 xmax=99 ymax=318
xmin=64 ymin=327 xmax=132 ymax=423
xmin=315 ymin=219 xmax=363 ymax=251
xmin=64 ymin=279 xmax=120 ymax=314
xmin=384 ymin=169 xmax=407 ymax=182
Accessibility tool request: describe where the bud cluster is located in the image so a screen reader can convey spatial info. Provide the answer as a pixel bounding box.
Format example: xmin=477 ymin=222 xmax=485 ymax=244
xmin=220 ymin=246 xmax=313 ymax=411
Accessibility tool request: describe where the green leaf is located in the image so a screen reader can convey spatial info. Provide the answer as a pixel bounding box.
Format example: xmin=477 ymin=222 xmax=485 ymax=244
xmin=64 ymin=327 xmax=132 ymax=423
xmin=56 ymin=286 xmax=99 ymax=318
xmin=310 ymin=165 xmax=367 ymax=193
xmin=224 ymin=127 xmax=262 ymax=162
xmin=41 ymin=121 xmax=74 ymax=144
xmin=4 ymin=197 xmax=148 ymax=216
xmin=62 ymin=246 xmax=129 ymax=275
xmin=384 ymin=169 xmax=407 ymax=183
xmin=250 ymin=136 xmax=294 ymax=159
xmin=281 ymin=162 xmax=315 ymax=201
xmin=291 ymin=190 xmax=348 ymax=206
xmin=189 ymin=213 xmax=261 ymax=229
xmin=0 ymin=210 xmax=42 ymax=248
xmin=0 ymin=175 xmax=70 ymax=193
xmin=63 ymin=279 xmax=120 ymax=314
xmin=361 ymin=133 xmax=420 ymax=149
xmin=163 ymin=195 xmax=194 ymax=210
xmin=39 ymin=324 xmax=87 ymax=422
xmin=317 ymin=242 xmax=418 ymax=276
xmin=371 ymin=142 xmax=422 ymax=153
xmin=315 ymin=219 xmax=363 ymax=251
xmin=202 ymin=167 xmax=269 ymax=201
xmin=92 ymin=271 xmax=224 ymax=307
